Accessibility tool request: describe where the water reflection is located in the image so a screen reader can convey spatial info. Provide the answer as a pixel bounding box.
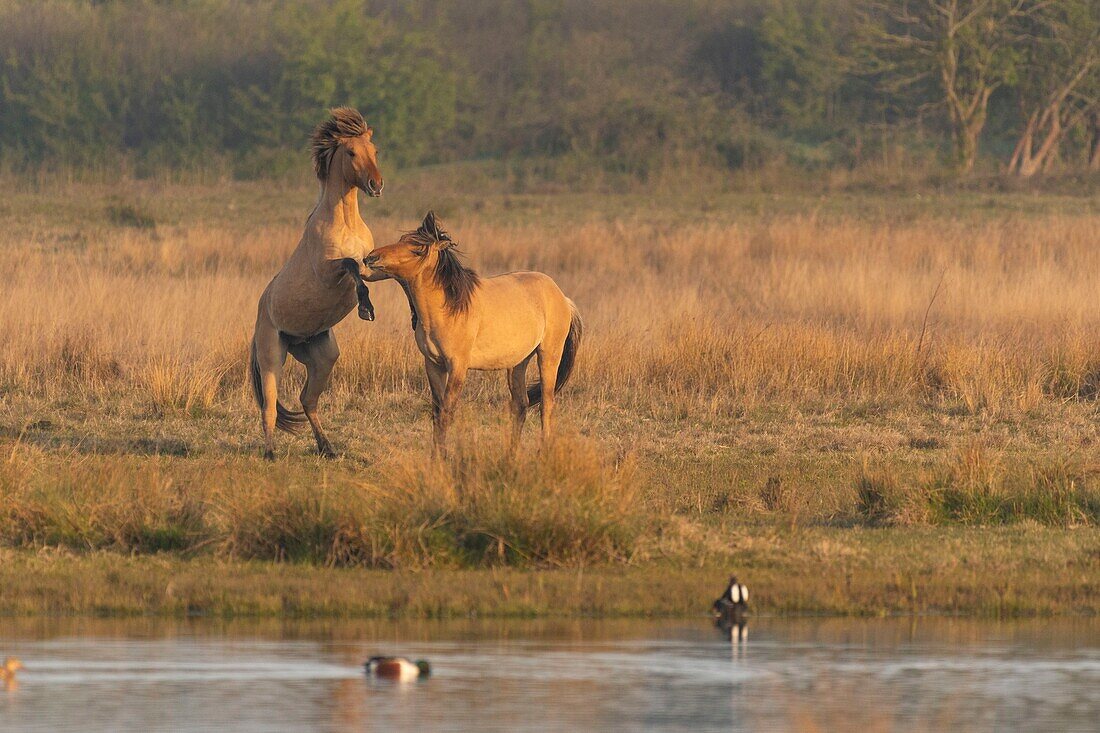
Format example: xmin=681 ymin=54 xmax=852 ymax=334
xmin=715 ymin=616 xmax=749 ymax=644
xmin=0 ymin=617 xmax=1096 ymax=732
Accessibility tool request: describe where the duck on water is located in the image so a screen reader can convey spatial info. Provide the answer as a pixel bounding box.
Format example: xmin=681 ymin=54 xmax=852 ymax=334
xmin=712 ymin=576 xmax=749 ymax=622
xmin=2 ymin=657 xmax=23 ymax=687
xmin=365 ymin=657 xmax=431 ymax=681
xmin=712 ymin=576 xmax=750 ymax=642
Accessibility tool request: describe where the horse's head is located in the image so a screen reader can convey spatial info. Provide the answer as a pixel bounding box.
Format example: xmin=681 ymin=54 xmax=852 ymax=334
xmin=365 ymin=211 xmax=454 ymax=279
xmin=310 ymin=107 xmax=383 ymax=197
xmin=342 ymin=129 xmax=383 ymax=197
xmin=364 ymin=211 xmax=480 ymax=313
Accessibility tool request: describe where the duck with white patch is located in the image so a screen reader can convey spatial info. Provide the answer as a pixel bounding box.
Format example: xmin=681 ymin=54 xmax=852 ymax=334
xmin=712 ymin=575 xmax=749 ymax=623
xmin=365 ymin=656 xmax=431 ymax=681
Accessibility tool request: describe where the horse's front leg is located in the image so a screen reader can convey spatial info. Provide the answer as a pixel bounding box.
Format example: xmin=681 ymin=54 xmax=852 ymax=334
xmin=424 ymin=357 xmax=448 ymax=456
xmin=434 ymin=360 xmax=468 ymax=458
xmin=340 ymin=258 xmax=374 ymax=321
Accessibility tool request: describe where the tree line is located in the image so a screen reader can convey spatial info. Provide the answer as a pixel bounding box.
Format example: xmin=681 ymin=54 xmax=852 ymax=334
xmin=0 ymin=0 xmax=1097 ymax=180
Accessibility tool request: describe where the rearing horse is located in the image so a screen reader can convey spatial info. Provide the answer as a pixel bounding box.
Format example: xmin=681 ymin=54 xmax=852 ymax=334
xmin=250 ymin=107 xmax=383 ymax=459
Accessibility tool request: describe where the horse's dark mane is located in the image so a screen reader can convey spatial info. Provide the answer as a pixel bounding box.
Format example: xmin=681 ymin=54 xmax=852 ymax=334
xmin=310 ymin=107 xmax=368 ymax=180
xmin=433 ymin=247 xmax=480 ymax=314
xmin=403 ymin=217 xmax=480 ymax=314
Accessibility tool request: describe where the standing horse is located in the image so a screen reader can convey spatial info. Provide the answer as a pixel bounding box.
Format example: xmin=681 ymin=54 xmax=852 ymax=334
xmin=250 ymin=108 xmax=383 ymax=459
xmin=365 ymin=212 xmax=583 ymax=454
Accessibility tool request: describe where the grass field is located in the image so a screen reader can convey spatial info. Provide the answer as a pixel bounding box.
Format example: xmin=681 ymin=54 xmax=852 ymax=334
xmin=0 ymin=171 xmax=1097 ymax=616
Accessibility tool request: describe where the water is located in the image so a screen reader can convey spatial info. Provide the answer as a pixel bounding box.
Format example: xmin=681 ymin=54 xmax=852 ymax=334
xmin=1 ymin=617 xmax=1097 ymax=732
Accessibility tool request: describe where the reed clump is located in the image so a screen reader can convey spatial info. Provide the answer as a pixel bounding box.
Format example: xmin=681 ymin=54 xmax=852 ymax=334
xmin=0 ymin=450 xmax=201 ymax=552
xmin=922 ymin=449 xmax=1098 ymax=527
xmin=855 ymin=462 xmax=906 ymax=526
xmin=420 ymin=437 xmax=645 ymax=565
xmin=854 ymin=447 xmax=1099 ymax=527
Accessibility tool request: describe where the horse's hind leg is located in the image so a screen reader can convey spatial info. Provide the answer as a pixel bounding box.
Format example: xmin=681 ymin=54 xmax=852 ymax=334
xmin=535 ymin=345 xmax=563 ymax=442
xmin=506 ymin=355 xmax=534 ymax=453
xmin=253 ymin=321 xmax=289 ymax=460
xmin=289 ymin=330 xmax=340 ymax=458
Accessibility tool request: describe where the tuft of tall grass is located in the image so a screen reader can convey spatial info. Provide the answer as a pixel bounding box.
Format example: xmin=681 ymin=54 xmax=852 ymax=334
xmin=318 ymin=435 xmax=646 ymax=568
xmin=420 ymin=436 xmax=645 ymax=566
xmin=105 ymin=201 xmax=156 ymax=229
xmin=1014 ymin=457 xmax=1098 ymax=527
xmin=141 ymin=355 xmax=237 ymax=416
xmin=855 ymin=460 xmax=905 ymax=525
xmin=853 ymin=447 xmax=1099 ymax=527
xmin=922 ymin=449 xmax=1098 ymax=527
xmin=930 ymin=440 xmax=1005 ymax=523
xmin=0 ymin=450 xmax=201 ymax=551
xmin=759 ymin=475 xmax=800 ymax=514
xmin=208 ymin=476 xmax=376 ymax=565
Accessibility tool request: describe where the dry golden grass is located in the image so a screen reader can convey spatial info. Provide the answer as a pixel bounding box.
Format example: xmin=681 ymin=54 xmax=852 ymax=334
xmin=5 ymin=204 xmax=1100 ymax=414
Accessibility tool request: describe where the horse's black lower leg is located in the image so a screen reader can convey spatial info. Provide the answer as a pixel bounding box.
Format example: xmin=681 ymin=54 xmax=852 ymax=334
xmin=355 ymin=281 xmax=374 ymax=321
xmin=341 ymin=258 xmax=374 ymax=321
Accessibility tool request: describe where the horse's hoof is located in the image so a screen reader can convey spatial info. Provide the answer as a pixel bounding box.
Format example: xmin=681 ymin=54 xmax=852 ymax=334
xmin=359 ymin=307 xmax=375 ymax=321
xmin=262 ymin=449 xmax=276 ymax=462
xmin=318 ymin=443 xmax=339 ymax=459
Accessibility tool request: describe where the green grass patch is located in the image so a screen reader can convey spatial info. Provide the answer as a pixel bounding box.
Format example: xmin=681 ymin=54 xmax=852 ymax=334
xmin=0 ymin=523 xmax=1095 ymax=618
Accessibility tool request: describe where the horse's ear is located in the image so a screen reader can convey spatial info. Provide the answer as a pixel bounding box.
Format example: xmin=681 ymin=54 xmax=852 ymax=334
xmin=421 ymin=211 xmax=441 ymax=240
xmin=365 ymin=126 xmax=374 ymax=138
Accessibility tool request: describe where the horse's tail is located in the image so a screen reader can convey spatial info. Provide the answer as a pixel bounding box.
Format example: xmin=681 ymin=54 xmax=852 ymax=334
xmin=528 ymin=301 xmax=583 ymax=406
xmin=250 ymin=339 xmax=308 ymax=434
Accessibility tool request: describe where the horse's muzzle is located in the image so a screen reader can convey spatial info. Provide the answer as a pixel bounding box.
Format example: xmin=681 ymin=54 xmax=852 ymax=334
xmin=364 ymin=178 xmax=383 ymax=197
